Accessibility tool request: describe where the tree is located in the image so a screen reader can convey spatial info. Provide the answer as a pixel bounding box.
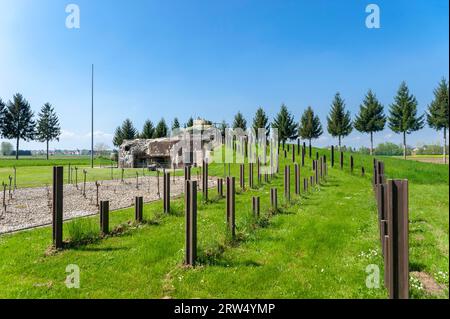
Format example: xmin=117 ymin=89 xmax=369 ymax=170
xmin=172 ymin=117 xmax=180 ymax=130
xmin=1 ymin=142 xmax=13 ymax=156
xmin=271 ymin=104 xmax=297 ymax=148
xmin=232 ymin=112 xmax=247 ymax=131
xmin=154 ymin=118 xmax=168 ymax=138
xmin=185 ymin=117 xmax=194 ymax=128
xmin=327 ymin=93 xmax=352 ymax=150
xmin=388 ymin=82 xmax=424 ymax=159
xmin=0 ymin=98 xmax=5 ymax=131
xmin=140 ymin=120 xmax=155 ymax=139
xmin=1 ymin=94 xmax=36 ymax=159
xmin=354 ymin=90 xmax=386 ymax=155
xmin=36 ymin=103 xmax=61 ymax=160
xmin=252 ymin=107 xmax=270 ymax=139
xmin=94 ymin=142 xmax=110 ymax=156
xmin=112 ymin=119 xmax=137 ymax=147
xmin=113 ymin=126 xmax=123 ymax=147
xmin=427 ymin=78 xmax=449 ymax=164
xmin=299 ymin=106 xmax=323 ymax=153
xmin=219 ymin=120 xmax=228 ymax=138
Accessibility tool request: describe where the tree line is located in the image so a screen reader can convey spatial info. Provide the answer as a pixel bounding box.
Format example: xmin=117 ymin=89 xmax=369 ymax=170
xmin=0 ymin=93 xmax=61 ymax=159
xmin=113 ymin=79 xmax=448 ymax=161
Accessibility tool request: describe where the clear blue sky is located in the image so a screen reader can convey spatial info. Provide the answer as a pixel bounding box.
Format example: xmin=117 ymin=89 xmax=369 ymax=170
xmin=0 ymin=0 xmax=448 ymax=150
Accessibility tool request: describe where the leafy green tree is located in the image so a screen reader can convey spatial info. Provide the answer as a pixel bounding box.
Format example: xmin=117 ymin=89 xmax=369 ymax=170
xmin=154 ymin=118 xmax=169 ymax=138
xmin=298 ymin=106 xmax=323 ymax=154
xmin=1 ymin=94 xmax=36 ymax=159
xmin=354 ymin=90 xmax=386 ymax=155
xmin=232 ymin=112 xmax=247 ymax=131
xmin=272 ymin=104 xmax=297 ymax=148
xmin=112 ymin=118 xmax=137 ymax=147
xmin=374 ymin=142 xmax=407 ymax=156
xmin=327 ymin=93 xmax=352 ymax=150
xmin=427 ymin=78 xmax=449 ymax=163
xmin=172 ymin=117 xmax=180 ymax=130
xmin=36 ymin=103 xmax=61 ymax=160
xmin=388 ymin=82 xmax=424 ymax=159
xmin=252 ymin=107 xmax=270 ymax=139
xmin=140 ymin=120 xmax=155 ymax=139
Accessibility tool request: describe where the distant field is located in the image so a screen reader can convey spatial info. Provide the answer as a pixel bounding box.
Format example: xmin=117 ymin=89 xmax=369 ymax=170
xmin=0 ymin=156 xmax=112 ymax=168
xmin=392 ymin=155 xmax=449 ymax=165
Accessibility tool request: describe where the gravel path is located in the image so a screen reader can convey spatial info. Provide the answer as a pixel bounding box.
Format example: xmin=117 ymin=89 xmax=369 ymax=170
xmin=0 ymin=175 xmax=216 ymax=234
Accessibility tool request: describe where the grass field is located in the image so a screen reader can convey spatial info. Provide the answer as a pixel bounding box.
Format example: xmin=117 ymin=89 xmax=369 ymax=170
xmin=0 ymin=156 xmax=183 ymax=188
xmin=0 ymin=148 xmax=448 ymax=299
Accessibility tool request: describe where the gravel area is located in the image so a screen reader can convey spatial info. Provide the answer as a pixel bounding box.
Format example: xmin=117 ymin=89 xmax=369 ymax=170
xmin=0 ymin=175 xmax=216 ymax=234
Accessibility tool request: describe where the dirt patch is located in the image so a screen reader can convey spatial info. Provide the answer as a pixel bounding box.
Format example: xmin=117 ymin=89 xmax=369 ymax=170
xmin=411 ymin=271 xmax=446 ymax=296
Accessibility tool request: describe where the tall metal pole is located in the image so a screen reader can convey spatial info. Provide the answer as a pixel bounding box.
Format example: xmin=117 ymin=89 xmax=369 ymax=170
xmin=91 ymin=64 xmax=94 ymax=168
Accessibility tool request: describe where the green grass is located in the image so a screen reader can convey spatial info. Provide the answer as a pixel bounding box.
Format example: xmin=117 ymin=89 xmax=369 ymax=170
xmin=0 ymin=147 xmax=447 ymax=298
xmin=0 ymin=156 xmax=184 ymax=188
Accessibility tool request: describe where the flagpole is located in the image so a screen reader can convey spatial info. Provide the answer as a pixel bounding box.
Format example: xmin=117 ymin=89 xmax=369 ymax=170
xmin=91 ymin=64 xmax=94 ymax=168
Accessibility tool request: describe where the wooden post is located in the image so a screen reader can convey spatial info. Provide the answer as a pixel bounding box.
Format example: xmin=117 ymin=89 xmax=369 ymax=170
xmin=310 ymin=175 xmax=314 ymax=188
xmin=303 ymin=178 xmax=307 ymax=193
xmin=270 ymin=188 xmax=278 ymax=211
xmin=52 ymin=166 xmax=64 ymax=249
xmin=257 ymin=158 xmax=261 ymax=184
xmin=301 ymin=145 xmax=305 ymax=167
xmin=157 ymin=170 xmax=160 ymax=198
xmin=252 ymin=196 xmax=260 ymax=218
xmin=284 ymin=165 xmax=290 ymax=204
xmin=362 ymin=167 xmax=365 ymax=176
xmin=294 ymin=163 xmax=300 ymax=195
xmin=315 ymin=161 xmax=319 ymax=185
xmin=292 ymin=145 xmax=295 ymax=162
xmin=100 ymin=200 xmax=109 ymax=235
xmin=163 ymin=172 xmax=171 ymax=213
xmin=185 ymin=180 xmax=197 ymax=266
xmin=226 ymin=177 xmax=236 ymax=238
xmin=340 ymin=152 xmax=344 ymax=169
xmin=74 ymin=167 xmax=78 ymax=189
xmin=135 ymin=196 xmax=143 ymax=222
xmin=121 ymin=168 xmax=124 ymax=183
xmin=136 ymin=172 xmax=139 ymax=189
xmin=386 ymin=179 xmax=409 ymax=299
xmin=297 ymin=139 xmax=300 ymax=155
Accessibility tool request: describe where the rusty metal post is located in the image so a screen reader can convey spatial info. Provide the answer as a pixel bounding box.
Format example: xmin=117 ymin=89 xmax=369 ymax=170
xmin=217 ymin=178 xmax=223 ymax=197
xmin=52 ymin=166 xmax=64 ymax=249
xmin=294 ymin=163 xmax=300 ymax=195
xmin=270 ymin=188 xmax=278 ymax=211
xmin=240 ymin=164 xmax=245 ymax=190
xmin=184 ymin=165 xmax=191 ymax=181
xmin=163 ymin=172 xmax=171 ymax=213
xmin=226 ymin=177 xmax=236 ymax=238
xmin=350 ymin=156 xmax=354 ymax=173
xmin=386 ymin=179 xmax=409 ymax=299
xmin=135 ymin=196 xmax=143 ymax=222
xmin=284 ymin=165 xmax=290 ymax=204
xmin=331 ymin=145 xmax=335 ymax=167
xmin=252 ymin=196 xmax=260 ymax=218
xmin=100 ymin=200 xmax=109 ymax=235
xmin=249 ymin=163 xmax=254 ymax=189
xmin=185 ymin=180 xmax=197 ymax=266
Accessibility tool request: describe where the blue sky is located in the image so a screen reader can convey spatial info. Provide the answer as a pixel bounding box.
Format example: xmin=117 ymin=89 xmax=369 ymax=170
xmin=0 ymin=0 xmax=448 ymax=150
